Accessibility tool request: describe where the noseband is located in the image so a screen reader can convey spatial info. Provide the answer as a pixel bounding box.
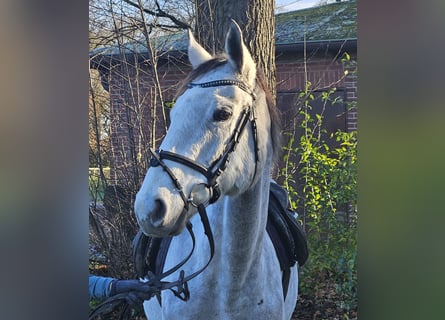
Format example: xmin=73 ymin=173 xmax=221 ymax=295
xmin=149 ymin=78 xmax=259 ymax=212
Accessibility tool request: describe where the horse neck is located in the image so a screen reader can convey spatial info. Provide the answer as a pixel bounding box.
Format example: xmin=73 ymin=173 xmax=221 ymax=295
xmin=210 ymin=91 xmax=274 ymax=288
xmin=210 ymin=164 xmax=271 ymax=288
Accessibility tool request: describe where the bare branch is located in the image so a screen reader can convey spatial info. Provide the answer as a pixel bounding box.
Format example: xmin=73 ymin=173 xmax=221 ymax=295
xmin=122 ymin=0 xmax=190 ymax=29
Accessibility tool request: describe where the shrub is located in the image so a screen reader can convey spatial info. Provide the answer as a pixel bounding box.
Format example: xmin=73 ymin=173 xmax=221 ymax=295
xmin=279 ymin=85 xmax=357 ymax=312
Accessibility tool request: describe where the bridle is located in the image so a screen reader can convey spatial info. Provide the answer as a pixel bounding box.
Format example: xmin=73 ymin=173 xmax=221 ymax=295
xmin=147 ymin=77 xmax=259 ymax=290
xmin=89 ymin=79 xmax=260 ymax=320
xmin=149 ymin=78 xmax=259 ymax=212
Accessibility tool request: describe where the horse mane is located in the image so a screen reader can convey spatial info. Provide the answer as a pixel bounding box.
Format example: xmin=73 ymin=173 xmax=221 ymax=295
xmin=255 ymin=68 xmax=282 ymax=164
xmin=175 ymin=56 xmax=282 ymax=163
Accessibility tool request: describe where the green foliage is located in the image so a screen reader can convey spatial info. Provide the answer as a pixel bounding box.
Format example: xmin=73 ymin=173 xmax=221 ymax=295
xmin=279 ymin=87 xmax=357 ymax=311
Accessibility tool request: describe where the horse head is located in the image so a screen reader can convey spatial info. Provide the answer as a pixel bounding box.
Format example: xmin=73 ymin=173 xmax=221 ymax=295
xmin=134 ymin=21 xmax=273 ymax=237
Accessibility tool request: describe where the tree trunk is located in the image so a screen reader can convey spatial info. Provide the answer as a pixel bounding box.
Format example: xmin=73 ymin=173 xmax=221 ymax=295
xmin=194 ymin=0 xmax=276 ymax=97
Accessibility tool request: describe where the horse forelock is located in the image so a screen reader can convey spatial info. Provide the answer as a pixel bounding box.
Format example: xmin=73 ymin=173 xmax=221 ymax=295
xmin=175 ymin=58 xmax=282 ymax=164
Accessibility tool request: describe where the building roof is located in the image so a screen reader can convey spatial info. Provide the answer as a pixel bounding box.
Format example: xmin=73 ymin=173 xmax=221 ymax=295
xmin=275 ymin=0 xmax=357 ymax=44
xmin=90 ymin=1 xmax=356 ymax=61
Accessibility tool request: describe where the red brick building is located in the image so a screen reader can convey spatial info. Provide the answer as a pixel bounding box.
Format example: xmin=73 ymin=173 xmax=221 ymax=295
xmin=90 ymin=1 xmax=357 ymax=187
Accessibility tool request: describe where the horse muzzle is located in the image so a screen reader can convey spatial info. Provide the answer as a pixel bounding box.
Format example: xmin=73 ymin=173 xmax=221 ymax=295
xmin=135 ymin=191 xmax=189 ymax=237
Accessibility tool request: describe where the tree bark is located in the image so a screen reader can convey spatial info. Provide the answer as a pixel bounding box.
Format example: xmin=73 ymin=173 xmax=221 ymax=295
xmin=194 ymin=0 xmax=276 ymax=97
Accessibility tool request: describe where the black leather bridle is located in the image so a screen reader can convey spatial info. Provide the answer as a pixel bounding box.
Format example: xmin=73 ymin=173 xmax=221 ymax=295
xmin=149 ymin=78 xmax=259 ymax=212
xmin=89 ymin=79 xmax=259 ymax=320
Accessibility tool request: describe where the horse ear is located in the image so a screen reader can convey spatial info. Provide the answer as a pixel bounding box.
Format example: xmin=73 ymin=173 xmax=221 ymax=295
xmin=225 ymin=20 xmax=256 ymax=82
xmin=188 ymin=29 xmax=212 ymax=69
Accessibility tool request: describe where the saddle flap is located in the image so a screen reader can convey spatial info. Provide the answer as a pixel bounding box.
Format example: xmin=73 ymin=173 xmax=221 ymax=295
xmin=268 ymin=182 xmax=309 ymax=267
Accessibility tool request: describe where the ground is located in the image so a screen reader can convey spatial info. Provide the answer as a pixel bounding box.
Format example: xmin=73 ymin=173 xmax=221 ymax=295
xmin=291 ymin=279 xmax=357 ymax=320
xmin=292 ymin=294 xmax=357 ymax=320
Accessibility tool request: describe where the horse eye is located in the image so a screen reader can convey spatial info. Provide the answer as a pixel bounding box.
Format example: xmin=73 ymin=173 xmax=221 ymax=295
xmin=213 ymin=109 xmax=232 ymax=121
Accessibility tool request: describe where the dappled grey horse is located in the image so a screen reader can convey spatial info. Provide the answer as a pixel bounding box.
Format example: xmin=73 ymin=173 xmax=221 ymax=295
xmin=134 ymin=21 xmax=298 ymax=319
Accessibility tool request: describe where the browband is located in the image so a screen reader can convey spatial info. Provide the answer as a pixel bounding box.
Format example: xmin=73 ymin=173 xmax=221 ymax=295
xmin=187 ymin=79 xmax=256 ymax=100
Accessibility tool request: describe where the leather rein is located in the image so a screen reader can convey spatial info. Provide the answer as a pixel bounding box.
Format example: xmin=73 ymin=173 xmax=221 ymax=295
xmin=89 ymin=79 xmax=258 ymax=319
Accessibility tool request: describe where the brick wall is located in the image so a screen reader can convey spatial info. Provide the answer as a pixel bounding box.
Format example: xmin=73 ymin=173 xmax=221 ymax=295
xmin=276 ymin=53 xmax=357 ymax=132
xmin=277 ymin=59 xmax=344 ymax=91
xmin=344 ymin=61 xmax=358 ymax=131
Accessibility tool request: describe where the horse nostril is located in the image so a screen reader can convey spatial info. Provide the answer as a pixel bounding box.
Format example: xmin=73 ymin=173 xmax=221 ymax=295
xmin=150 ymin=199 xmax=166 ymax=227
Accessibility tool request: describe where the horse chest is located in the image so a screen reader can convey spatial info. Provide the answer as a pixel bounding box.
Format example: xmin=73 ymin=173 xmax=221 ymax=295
xmin=158 ymin=230 xmax=285 ymax=319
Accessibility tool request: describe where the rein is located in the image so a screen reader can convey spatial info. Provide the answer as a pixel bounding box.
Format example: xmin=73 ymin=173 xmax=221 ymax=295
xmin=89 ymin=204 xmax=214 ymax=320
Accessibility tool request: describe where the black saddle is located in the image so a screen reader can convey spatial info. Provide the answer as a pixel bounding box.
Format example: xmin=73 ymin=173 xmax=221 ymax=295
xmin=266 ymin=182 xmax=309 ymax=298
xmin=133 ymin=182 xmax=308 ymax=301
